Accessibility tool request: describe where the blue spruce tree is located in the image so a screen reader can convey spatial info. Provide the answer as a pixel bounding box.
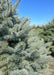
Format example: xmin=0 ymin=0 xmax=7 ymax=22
xmin=0 ymin=0 xmax=54 ymax=75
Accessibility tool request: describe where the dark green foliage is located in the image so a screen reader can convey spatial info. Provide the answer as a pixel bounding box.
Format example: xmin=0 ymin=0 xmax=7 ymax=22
xmin=36 ymin=19 xmax=54 ymax=55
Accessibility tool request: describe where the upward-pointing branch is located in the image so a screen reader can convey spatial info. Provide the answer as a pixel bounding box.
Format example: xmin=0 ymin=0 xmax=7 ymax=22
xmin=12 ymin=0 xmax=21 ymax=13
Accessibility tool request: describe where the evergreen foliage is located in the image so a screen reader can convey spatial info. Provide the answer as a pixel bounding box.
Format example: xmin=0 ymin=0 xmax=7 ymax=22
xmin=37 ymin=19 xmax=54 ymax=55
xmin=0 ymin=0 xmax=54 ymax=75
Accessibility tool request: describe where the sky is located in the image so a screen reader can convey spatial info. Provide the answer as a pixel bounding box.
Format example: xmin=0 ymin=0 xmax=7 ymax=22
xmin=12 ymin=0 xmax=54 ymax=26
